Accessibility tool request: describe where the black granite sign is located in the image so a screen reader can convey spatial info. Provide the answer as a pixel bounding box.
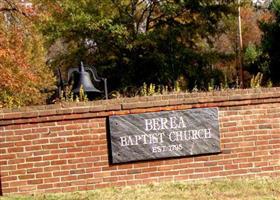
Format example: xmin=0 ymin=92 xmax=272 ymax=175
xmin=108 ymin=108 xmax=220 ymax=164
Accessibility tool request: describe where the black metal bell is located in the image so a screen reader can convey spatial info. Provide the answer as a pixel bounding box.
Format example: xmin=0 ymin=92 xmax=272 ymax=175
xmin=72 ymin=63 xmax=101 ymax=94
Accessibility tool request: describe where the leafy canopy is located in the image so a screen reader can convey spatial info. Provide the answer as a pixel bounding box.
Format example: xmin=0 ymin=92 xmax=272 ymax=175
xmin=260 ymin=0 xmax=280 ymax=84
xmin=35 ymin=0 xmax=236 ymax=93
xmin=0 ymin=0 xmax=55 ymax=108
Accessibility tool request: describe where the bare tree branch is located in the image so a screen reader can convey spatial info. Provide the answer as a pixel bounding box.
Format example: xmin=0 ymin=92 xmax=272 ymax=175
xmin=136 ymin=3 xmax=150 ymax=33
xmin=145 ymin=3 xmax=156 ymax=31
xmin=0 ymin=7 xmax=17 ymax=12
xmin=0 ymin=0 xmax=30 ymax=18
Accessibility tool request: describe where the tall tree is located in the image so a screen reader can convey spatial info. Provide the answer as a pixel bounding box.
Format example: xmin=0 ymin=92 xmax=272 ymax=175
xmin=35 ymin=0 xmax=236 ymax=92
xmin=214 ymin=3 xmax=271 ymax=87
xmin=260 ymin=0 xmax=280 ymax=84
xmin=0 ymin=0 xmax=55 ymax=108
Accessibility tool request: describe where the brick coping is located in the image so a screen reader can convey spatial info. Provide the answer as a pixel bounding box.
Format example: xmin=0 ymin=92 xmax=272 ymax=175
xmin=1 ymin=87 xmax=280 ymax=124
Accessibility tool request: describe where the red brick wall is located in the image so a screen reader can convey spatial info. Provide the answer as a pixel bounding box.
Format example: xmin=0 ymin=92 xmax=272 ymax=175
xmin=1 ymin=88 xmax=280 ymax=195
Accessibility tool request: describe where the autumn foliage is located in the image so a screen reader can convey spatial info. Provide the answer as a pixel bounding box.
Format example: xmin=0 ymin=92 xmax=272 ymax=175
xmin=0 ymin=17 xmax=55 ymax=108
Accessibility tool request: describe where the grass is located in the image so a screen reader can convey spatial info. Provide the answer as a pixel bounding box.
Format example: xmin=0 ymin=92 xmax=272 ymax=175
xmin=1 ymin=177 xmax=280 ymax=200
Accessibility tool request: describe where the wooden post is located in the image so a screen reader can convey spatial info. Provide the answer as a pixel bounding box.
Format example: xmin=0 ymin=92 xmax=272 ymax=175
xmin=238 ymin=0 xmax=244 ymax=88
